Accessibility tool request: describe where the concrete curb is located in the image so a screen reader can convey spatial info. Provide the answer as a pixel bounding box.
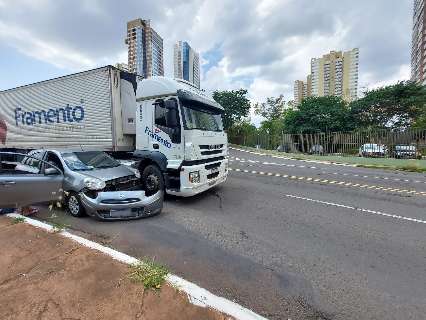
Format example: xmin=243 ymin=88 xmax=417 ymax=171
xmin=6 ymin=213 xmax=268 ymax=320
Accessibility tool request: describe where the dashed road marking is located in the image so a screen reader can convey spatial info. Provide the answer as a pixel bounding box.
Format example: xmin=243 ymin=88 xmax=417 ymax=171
xmin=229 ymin=156 xmax=426 ymax=185
xmin=284 ymin=194 xmax=426 ymax=225
xmin=228 ymin=168 xmax=425 ymax=197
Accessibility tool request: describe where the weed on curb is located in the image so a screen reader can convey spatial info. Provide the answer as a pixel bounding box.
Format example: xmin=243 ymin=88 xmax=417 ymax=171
xmin=129 ymin=258 xmax=169 ymax=290
xmin=11 ymin=217 xmax=25 ymax=224
xmin=51 ymin=222 xmax=70 ymax=233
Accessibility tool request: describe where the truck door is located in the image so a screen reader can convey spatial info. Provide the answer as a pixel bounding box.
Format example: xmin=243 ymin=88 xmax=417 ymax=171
xmin=136 ymin=103 xmax=150 ymax=150
xmin=151 ymin=98 xmax=182 ymax=162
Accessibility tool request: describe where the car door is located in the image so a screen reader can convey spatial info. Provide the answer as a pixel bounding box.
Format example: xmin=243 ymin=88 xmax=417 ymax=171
xmin=0 ymin=151 xmax=64 ymax=208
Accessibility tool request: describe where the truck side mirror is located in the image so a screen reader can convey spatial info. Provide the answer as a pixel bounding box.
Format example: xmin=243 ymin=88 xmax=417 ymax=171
xmin=164 ymin=99 xmax=178 ymax=110
xmin=166 ymin=108 xmax=179 ymax=128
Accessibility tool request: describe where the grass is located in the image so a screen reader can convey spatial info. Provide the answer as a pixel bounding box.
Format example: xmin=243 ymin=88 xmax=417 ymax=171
xmin=231 ymin=144 xmax=426 ymax=173
xmin=128 ymin=258 xmax=169 ymax=290
xmin=11 ymin=216 xmax=25 ymax=224
xmin=50 ymin=222 xmax=70 ymax=233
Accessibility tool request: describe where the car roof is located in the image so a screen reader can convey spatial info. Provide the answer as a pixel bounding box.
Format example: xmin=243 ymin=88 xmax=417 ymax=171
xmin=34 ymin=149 xmax=107 ymax=154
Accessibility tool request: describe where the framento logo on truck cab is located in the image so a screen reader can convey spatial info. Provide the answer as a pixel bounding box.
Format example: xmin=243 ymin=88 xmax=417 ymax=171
xmin=14 ymin=105 xmax=85 ymax=126
xmin=145 ymin=126 xmax=172 ymax=149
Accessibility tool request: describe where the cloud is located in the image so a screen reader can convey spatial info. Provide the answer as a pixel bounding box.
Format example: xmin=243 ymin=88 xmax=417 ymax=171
xmin=0 ymin=0 xmax=413 ymax=107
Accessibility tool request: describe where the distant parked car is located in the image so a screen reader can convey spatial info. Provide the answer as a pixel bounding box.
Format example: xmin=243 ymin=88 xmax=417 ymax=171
xmin=359 ymin=144 xmax=387 ymax=158
xmin=309 ymin=144 xmax=324 ymax=155
xmin=276 ymin=144 xmax=290 ymax=153
xmin=15 ymin=149 xmax=163 ymax=220
xmin=392 ymin=145 xmax=422 ymax=160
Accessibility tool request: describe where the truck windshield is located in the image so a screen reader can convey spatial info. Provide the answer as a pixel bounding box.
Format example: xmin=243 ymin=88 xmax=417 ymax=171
xmin=61 ymin=151 xmax=120 ymax=171
xmin=181 ymin=100 xmax=224 ymax=132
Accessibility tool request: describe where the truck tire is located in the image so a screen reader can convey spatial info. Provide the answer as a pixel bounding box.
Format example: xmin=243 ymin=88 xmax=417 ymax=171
xmin=142 ymin=165 xmax=164 ymax=196
xmin=66 ymin=192 xmax=86 ymax=217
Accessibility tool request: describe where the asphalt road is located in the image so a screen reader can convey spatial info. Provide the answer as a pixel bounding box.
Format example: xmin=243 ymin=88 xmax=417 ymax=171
xmin=36 ymin=148 xmax=426 ymax=320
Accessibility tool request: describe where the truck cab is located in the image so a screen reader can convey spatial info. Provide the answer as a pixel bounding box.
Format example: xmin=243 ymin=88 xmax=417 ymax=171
xmin=131 ymin=77 xmax=228 ymax=197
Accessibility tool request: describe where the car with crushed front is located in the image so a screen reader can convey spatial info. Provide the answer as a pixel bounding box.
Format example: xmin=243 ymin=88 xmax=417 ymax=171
xmin=14 ymin=149 xmax=163 ymax=220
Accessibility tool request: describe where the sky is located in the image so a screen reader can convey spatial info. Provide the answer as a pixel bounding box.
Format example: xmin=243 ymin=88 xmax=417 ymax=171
xmin=0 ymin=0 xmax=412 ymax=124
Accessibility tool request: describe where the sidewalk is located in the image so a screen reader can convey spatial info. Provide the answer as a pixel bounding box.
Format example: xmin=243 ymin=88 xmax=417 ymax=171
xmin=0 ymin=216 xmax=234 ymax=320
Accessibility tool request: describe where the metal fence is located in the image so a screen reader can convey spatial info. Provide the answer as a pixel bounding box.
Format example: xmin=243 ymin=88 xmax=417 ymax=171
xmin=228 ymin=128 xmax=426 ymax=158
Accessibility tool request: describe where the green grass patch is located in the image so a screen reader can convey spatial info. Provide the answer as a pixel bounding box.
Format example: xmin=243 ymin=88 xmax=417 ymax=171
xmin=231 ymin=144 xmax=426 ymax=173
xmin=50 ymin=222 xmax=70 ymax=233
xmin=11 ymin=216 xmax=25 ymax=224
xmin=129 ymin=258 xmax=169 ymax=290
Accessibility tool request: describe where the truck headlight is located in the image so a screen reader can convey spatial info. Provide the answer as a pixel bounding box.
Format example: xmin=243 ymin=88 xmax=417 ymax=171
xmin=189 ymin=171 xmax=200 ymax=183
xmin=84 ymin=177 xmax=106 ymax=190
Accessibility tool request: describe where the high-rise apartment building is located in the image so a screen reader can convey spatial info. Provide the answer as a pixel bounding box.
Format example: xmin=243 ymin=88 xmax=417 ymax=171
xmin=412 ymin=0 xmax=426 ymax=83
xmin=293 ymin=75 xmax=312 ymax=105
xmin=125 ymin=19 xmax=164 ymax=78
xmin=310 ymin=48 xmax=359 ymax=102
xmin=294 ymin=80 xmax=306 ymax=105
xmin=174 ymin=41 xmax=200 ymax=88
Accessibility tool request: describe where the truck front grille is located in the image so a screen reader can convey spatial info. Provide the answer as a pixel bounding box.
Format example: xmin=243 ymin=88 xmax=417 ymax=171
xmin=205 ymin=162 xmax=221 ymax=170
xmin=199 ymin=144 xmax=225 ymax=156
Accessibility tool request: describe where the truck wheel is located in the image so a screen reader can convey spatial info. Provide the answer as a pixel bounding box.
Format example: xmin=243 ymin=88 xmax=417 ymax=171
xmin=67 ymin=192 xmax=86 ymax=217
xmin=142 ymin=165 xmax=164 ymax=196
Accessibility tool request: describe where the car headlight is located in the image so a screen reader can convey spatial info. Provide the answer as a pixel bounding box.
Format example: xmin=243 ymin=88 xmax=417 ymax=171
xmin=128 ymin=167 xmax=141 ymax=179
xmin=84 ymin=177 xmax=106 ymax=190
xmin=189 ymin=171 xmax=200 ymax=183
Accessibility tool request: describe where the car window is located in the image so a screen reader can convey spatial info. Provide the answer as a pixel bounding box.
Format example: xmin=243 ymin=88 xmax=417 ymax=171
xmin=45 ymin=152 xmax=64 ymax=172
xmin=21 ymin=151 xmax=43 ymax=173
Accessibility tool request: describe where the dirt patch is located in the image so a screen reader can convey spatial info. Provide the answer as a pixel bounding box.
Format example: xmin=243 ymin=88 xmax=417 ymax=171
xmin=0 ymin=217 xmax=234 ymax=320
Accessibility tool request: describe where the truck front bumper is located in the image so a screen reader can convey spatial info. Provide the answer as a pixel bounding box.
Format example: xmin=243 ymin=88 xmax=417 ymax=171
xmin=79 ymin=190 xmax=163 ymax=220
xmin=167 ymin=159 xmax=229 ymax=197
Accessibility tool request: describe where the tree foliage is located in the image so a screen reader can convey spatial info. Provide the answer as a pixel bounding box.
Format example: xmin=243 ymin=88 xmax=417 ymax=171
xmin=282 ymin=96 xmax=353 ymax=133
xmin=212 ymin=89 xmax=251 ymax=130
xmin=349 ymin=81 xmax=426 ymax=130
xmin=254 ymin=95 xmax=286 ymax=121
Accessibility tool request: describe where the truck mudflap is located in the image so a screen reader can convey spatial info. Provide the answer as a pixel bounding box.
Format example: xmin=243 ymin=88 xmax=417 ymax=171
xmin=167 ymin=158 xmax=228 ymax=197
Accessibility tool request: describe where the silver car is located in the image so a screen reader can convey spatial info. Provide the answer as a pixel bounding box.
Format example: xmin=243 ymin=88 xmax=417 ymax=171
xmin=1 ymin=152 xmax=64 ymax=209
xmin=3 ymin=150 xmax=163 ymax=220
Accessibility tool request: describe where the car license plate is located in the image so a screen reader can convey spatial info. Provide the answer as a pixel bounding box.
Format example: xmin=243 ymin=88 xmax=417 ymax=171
xmin=210 ymin=168 xmax=219 ymax=174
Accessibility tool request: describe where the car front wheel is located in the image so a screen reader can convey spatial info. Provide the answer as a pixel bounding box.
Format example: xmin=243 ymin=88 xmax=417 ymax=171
xmin=67 ymin=192 xmax=86 ymax=217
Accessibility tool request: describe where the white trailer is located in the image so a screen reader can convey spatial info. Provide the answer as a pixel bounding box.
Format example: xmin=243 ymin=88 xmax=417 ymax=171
xmin=0 ymin=66 xmax=228 ymax=197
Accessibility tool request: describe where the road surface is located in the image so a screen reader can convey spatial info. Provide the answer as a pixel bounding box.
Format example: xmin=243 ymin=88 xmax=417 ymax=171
xmin=36 ymin=148 xmax=426 ymax=320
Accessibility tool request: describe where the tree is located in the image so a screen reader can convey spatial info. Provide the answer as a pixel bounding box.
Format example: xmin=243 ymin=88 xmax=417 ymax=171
xmin=254 ymin=95 xmax=286 ymax=121
xmin=283 ymin=96 xmax=353 ymax=133
xmin=350 ymin=81 xmax=426 ymax=130
xmin=212 ymin=89 xmax=251 ymax=130
xmin=226 ymin=120 xmax=258 ymax=146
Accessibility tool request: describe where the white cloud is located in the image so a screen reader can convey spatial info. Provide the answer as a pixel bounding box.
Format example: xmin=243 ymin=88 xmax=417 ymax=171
xmin=361 ymin=64 xmax=411 ymax=91
xmin=0 ymin=0 xmax=413 ymax=117
xmin=0 ymin=21 xmax=94 ymax=70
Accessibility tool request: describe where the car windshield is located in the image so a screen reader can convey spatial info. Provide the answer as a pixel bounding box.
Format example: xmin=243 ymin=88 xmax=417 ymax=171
xmin=396 ymin=145 xmax=415 ymax=151
xmin=181 ymin=100 xmax=224 ymax=132
xmin=61 ymin=151 xmax=120 ymax=171
xmin=364 ymin=144 xmax=383 ymax=151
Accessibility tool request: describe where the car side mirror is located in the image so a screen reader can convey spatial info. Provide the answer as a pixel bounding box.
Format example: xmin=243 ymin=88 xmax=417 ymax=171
xmin=45 ymin=167 xmax=61 ymax=175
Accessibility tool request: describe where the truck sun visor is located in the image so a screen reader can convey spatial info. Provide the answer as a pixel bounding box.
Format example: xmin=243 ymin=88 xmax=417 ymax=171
xmin=177 ymin=89 xmax=224 ymax=111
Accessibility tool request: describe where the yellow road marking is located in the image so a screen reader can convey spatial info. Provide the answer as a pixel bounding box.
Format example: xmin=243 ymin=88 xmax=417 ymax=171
xmin=228 ymin=167 xmax=425 ymax=197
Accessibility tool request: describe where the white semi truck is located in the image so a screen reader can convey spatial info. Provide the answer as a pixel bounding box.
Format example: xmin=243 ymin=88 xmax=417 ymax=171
xmin=0 ymin=66 xmax=228 ymax=196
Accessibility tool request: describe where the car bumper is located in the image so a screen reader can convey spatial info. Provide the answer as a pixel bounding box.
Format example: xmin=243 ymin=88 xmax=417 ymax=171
xmin=79 ymin=190 xmax=163 ymax=220
xmin=167 ymin=159 xmax=228 ymax=197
